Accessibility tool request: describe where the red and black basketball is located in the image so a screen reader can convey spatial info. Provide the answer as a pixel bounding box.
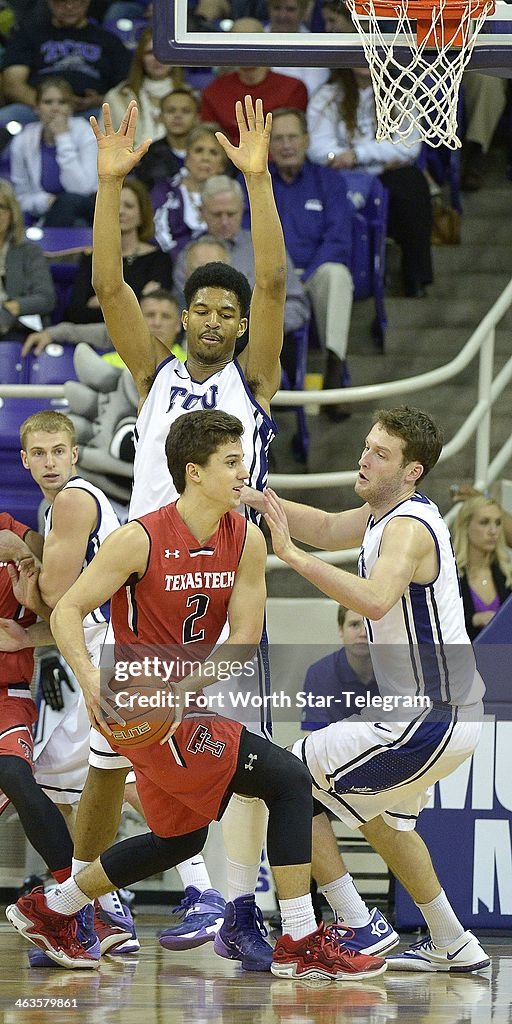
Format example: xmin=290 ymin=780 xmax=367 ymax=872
xmin=98 ymin=675 xmax=178 ymax=749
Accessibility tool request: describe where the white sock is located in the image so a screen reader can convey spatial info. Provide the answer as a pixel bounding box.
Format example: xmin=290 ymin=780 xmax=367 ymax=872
xmin=176 ymin=855 xmax=212 ymax=893
xmin=279 ymin=895 xmax=317 ymax=941
xmin=416 ymin=889 xmax=464 ymax=947
xmin=321 ymin=873 xmax=371 ymax=927
xmin=99 ymin=891 xmax=124 ymax=915
xmin=226 ymin=858 xmax=261 ymax=901
xmin=45 ymin=877 xmax=90 ymax=916
xmin=72 ymin=858 xmax=91 ymax=876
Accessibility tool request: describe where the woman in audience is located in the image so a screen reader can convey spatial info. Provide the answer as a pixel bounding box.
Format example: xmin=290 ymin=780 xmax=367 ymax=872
xmin=103 ymin=27 xmax=185 ymax=145
xmin=452 ymin=494 xmax=512 ymax=639
xmin=67 ymin=177 xmax=173 ymax=323
xmin=10 ymin=77 xmax=97 ymax=226
xmin=307 ymin=67 xmax=434 ymax=298
xmin=0 ymin=178 xmax=55 ymax=336
xmin=152 ymin=122 xmax=227 ymax=256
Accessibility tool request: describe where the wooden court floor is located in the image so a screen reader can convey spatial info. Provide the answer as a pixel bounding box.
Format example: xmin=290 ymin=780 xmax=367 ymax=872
xmin=0 ymin=913 xmax=511 ymax=1024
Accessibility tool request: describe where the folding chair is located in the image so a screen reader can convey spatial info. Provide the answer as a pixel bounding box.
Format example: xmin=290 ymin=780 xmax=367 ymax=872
xmin=27 ymin=344 xmax=78 ymax=386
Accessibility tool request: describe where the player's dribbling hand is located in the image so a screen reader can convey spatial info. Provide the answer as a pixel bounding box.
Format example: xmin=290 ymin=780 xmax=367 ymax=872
xmin=215 ymin=96 xmax=271 ymax=176
xmin=263 ymin=488 xmax=296 ymax=562
xmin=90 ymin=101 xmax=152 ymax=181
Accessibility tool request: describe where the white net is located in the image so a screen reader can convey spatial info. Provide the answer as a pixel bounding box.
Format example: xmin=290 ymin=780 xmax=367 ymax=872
xmin=345 ymin=0 xmax=495 ymax=148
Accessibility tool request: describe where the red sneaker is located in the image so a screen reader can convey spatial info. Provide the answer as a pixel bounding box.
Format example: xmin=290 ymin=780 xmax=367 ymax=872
xmin=271 ymin=923 xmax=387 ymax=982
xmin=6 ymin=887 xmax=100 ymax=969
xmin=93 ymin=900 xmax=133 ymax=954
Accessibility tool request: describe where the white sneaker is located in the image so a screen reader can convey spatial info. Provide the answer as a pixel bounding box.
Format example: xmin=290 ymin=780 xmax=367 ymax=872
xmin=386 ymin=931 xmax=490 ymax=973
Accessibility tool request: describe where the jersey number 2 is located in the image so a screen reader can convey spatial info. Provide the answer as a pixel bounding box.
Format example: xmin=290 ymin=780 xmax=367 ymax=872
xmin=183 ymin=594 xmax=210 ymax=643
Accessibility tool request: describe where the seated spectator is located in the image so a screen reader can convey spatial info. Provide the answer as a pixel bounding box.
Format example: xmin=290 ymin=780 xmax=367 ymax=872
xmin=173 ymin=234 xmax=230 ymax=309
xmin=22 ymin=288 xmax=183 ymax=359
xmin=300 ymin=604 xmax=379 ymax=733
xmin=318 ymin=0 xmax=354 ymax=31
xmin=103 ymin=28 xmax=185 ymax=147
xmin=200 ymin=18 xmax=307 ymax=145
xmin=266 ymin=0 xmax=329 ymax=98
xmin=67 ymin=178 xmax=173 ymax=323
xmin=135 ymin=87 xmax=200 ymax=192
xmin=452 ymin=494 xmax=512 ymax=640
xmin=0 ymin=178 xmax=55 ymax=336
xmin=269 ymin=108 xmax=354 ymax=420
xmin=10 ymin=77 xmax=97 ymax=227
xmin=461 ymin=72 xmax=508 ymax=191
xmin=172 ymin=174 xmax=310 ymax=341
xmin=0 ymin=0 xmax=131 ymax=127
xmin=307 ymin=68 xmax=433 ymax=298
xmin=152 ymin=123 xmax=228 ymax=256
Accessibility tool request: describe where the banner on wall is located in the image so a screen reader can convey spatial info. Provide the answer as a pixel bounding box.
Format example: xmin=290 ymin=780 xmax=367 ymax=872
xmin=395 ymin=716 xmax=512 ymax=930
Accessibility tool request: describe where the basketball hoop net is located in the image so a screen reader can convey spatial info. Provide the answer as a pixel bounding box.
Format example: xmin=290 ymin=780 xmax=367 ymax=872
xmin=345 ymin=0 xmax=495 ymax=148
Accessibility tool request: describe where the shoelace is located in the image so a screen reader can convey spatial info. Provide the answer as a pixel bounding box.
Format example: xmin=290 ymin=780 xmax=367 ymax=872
xmin=171 ymin=891 xmax=199 ymax=920
xmin=318 ymin=924 xmax=361 ymax=961
xmin=409 ymin=935 xmax=435 ymax=952
xmin=237 ymin=903 xmax=270 ymax=952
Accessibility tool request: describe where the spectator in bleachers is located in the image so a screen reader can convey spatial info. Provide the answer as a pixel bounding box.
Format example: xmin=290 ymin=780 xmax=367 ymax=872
xmin=172 ymin=175 xmax=310 ymax=341
xmin=200 ymin=18 xmax=308 ymax=145
xmin=0 ymin=0 xmax=131 ymax=127
xmin=66 ymin=177 xmax=172 ymax=323
xmin=22 ymin=287 xmax=183 ymax=358
xmin=452 ymin=494 xmax=512 ymax=640
xmin=461 ymin=72 xmax=508 ymax=191
xmin=300 ymin=604 xmax=379 ymax=733
xmin=9 ymin=77 xmax=97 ymax=227
xmin=135 ymin=87 xmax=200 ymax=191
xmin=319 ymin=0 xmax=353 ymax=31
xmin=266 ymin=0 xmax=329 ymax=97
xmin=103 ymin=28 xmax=185 ymax=147
xmin=0 ymin=178 xmax=55 ymax=335
xmin=307 ymin=67 xmax=433 ymax=298
xmin=269 ymin=107 xmax=353 ymax=421
xmin=152 ymin=123 xmax=228 ymax=256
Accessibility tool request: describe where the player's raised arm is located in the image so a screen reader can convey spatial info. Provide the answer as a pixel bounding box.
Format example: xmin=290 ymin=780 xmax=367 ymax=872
xmin=216 ymin=97 xmax=286 ymax=409
xmin=90 ymin=102 xmax=167 ymax=397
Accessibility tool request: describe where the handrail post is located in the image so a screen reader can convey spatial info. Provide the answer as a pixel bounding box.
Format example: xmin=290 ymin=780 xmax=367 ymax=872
xmin=475 ymin=326 xmax=495 ymax=488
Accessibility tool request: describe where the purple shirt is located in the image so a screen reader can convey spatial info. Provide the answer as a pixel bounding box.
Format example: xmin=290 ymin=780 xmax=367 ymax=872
xmin=300 ymin=647 xmax=379 ymax=731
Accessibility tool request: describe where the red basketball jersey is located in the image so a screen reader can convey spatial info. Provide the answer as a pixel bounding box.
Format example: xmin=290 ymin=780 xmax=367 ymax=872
xmin=111 ymin=502 xmax=248 ymax=671
xmin=0 ymin=513 xmax=37 ymax=686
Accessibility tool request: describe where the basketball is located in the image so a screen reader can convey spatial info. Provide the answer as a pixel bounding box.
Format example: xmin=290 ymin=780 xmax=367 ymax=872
xmin=97 ymin=674 xmax=178 ymax=749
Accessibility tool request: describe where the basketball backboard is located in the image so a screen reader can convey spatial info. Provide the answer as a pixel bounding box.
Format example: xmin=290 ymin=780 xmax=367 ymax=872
xmin=153 ymin=0 xmax=512 ymax=74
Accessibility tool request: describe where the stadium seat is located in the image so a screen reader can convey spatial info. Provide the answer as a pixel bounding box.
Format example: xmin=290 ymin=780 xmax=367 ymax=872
xmin=0 ymin=340 xmax=26 ymax=385
xmin=27 ymin=344 xmax=78 ymax=386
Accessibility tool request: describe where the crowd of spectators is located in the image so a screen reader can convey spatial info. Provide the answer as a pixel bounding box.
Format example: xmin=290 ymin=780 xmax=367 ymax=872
xmin=0 ymin=0 xmax=508 ymax=434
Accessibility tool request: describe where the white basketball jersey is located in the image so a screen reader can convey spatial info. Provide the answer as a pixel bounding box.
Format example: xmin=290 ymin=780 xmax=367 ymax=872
xmin=129 ymin=357 xmax=276 ymax=522
xmin=359 ymin=492 xmax=484 ymax=706
xmin=45 ymin=476 xmax=120 ymax=650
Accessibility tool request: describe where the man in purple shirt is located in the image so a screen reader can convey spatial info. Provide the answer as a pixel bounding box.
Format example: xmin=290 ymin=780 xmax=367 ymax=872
xmin=270 ymin=107 xmax=354 ymax=422
xmin=300 ymin=604 xmax=379 ymax=732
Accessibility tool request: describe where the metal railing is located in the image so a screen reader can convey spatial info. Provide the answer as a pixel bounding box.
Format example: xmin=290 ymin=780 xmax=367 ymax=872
xmin=3 ymin=278 xmax=512 ymax=570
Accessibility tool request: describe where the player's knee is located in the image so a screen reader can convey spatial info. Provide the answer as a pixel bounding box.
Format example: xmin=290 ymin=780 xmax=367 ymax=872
xmin=0 ymin=754 xmax=33 ymax=800
xmin=275 ymin=748 xmax=312 ymax=801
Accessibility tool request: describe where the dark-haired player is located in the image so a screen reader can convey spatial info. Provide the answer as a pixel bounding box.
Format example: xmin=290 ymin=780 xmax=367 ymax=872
xmin=7 ymin=410 xmax=386 ymax=984
xmin=70 ymin=95 xmax=287 ymax=968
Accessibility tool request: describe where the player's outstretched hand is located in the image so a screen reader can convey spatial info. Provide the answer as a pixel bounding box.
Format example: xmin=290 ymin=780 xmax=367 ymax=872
xmin=90 ymin=101 xmax=151 ymax=181
xmin=215 ymin=96 xmax=271 ymax=176
xmin=0 ymin=618 xmax=30 ymax=653
xmin=263 ymin=487 xmax=296 ymax=562
xmin=240 ymin=484 xmax=266 ymax=513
